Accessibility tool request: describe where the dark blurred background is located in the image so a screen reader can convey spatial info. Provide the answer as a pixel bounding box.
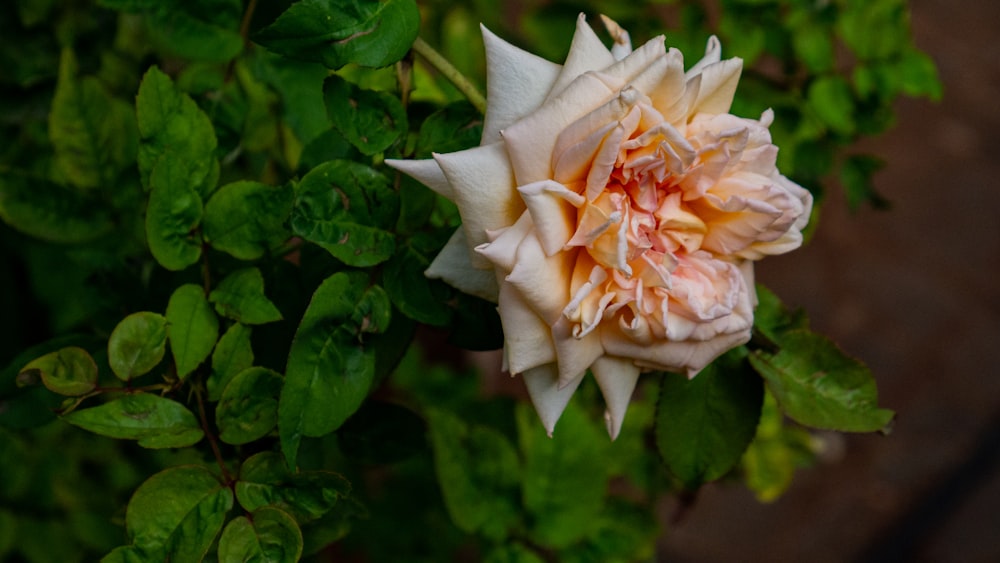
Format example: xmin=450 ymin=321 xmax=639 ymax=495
xmin=660 ymin=0 xmax=1000 ymax=560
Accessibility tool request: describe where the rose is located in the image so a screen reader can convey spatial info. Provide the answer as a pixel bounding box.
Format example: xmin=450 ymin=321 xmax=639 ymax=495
xmin=387 ymin=15 xmax=812 ymax=438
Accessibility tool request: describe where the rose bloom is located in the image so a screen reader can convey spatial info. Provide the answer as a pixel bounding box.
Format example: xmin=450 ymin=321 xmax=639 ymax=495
xmin=388 ymin=15 xmax=811 ymax=439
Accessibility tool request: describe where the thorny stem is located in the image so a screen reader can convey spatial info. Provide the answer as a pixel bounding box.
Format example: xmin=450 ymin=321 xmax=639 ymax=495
xmin=239 ymin=0 xmax=258 ymax=41
xmin=411 ymin=37 xmax=488 ymax=115
xmin=196 ymin=386 xmax=234 ymax=484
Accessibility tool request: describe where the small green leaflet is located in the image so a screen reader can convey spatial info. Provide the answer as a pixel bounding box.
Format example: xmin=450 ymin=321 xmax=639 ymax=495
xmin=208 ymin=323 xmax=254 ymax=401
xmin=49 ymin=48 xmax=137 ymax=190
xmin=121 ymin=465 xmax=233 ymax=560
xmin=107 ymin=312 xmax=168 ymax=381
xmin=655 ymin=349 xmax=764 ymax=490
xmin=135 ymin=65 xmax=219 ymax=196
xmin=278 ymin=272 xmax=391 ymax=468
xmin=62 ymin=393 xmax=204 ymax=448
xmin=323 ymin=74 xmax=407 ymax=155
xmin=145 ymin=155 xmax=204 ymax=271
xmin=427 ymin=408 xmax=521 ymax=541
xmin=217 ymin=508 xmax=303 ymax=563
xmin=749 ymin=329 xmax=895 ymax=433
xmin=290 ymin=160 xmax=398 ymax=267
xmin=19 ymin=346 xmax=98 ymax=397
xmin=216 ymin=367 xmax=283 ymax=445
xmin=253 ymin=0 xmax=420 ymax=70
xmin=209 ymin=267 xmax=283 ymax=325
xmin=166 ymin=284 xmax=219 ymax=380
xmin=202 ymin=180 xmax=294 ymax=261
xmin=235 ymin=451 xmax=351 ymax=523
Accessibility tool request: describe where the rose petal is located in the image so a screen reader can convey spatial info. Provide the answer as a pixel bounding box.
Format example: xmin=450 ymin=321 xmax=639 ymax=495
xmin=498 ymin=280 xmax=557 ymax=375
xmin=481 ymin=24 xmax=563 ymax=145
xmin=685 ymin=35 xmax=722 ymax=79
xmin=551 ymin=316 xmax=604 ymax=386
xmin=518 ymin=180 xmax=585 ymax=255
xmin=425 ymin=228 xmax=499 ymax=302
xmin=688 ymin=57 xmax=743 ymax=117
xmin=599 ymin=14 xmax=632 ymax=60
xmin=546 ymin=14 xmax=617 ymax=100
xmin=505 ymin=233 xmax=578 ymax=324
xmin=477 ymin=210 xmax=533 ymax=273
xmin=521 ymin=363 xmax=585 ymax=436
xmin=384 ymin=157 xmax=453 ymax=199
xmin=435 ymin=143 xmax=524 ymax=267
xmin=503 ymin=72 xmax=618 ymax=185
xmin=602 ymin=322 xmax=750 ymax=377
xmin=590 ymin=355 xmax=641 ymax=439
xmin=596 ymin=34 xmax=667 ymax=87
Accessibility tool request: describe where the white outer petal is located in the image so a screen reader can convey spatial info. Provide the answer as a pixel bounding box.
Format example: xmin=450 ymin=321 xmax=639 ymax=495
xmin=434 ymin=143 xmax=523 ymax=268
xmin=686 ymin=35 xmax=722 ymax=78
xmin=503 ymin=72 xmax=618 ymax=185
xmin=425 ymin=228 xmax=499 ymax=302
xmin=384 ymin=158 xmax=453 ymax=200
xmin=546 ymin=14 xmax=616 ymax=100
xmin=591 ymin=356 xmax=641 ymax=440
xmin=481 ymin=25 xmax=563 ymax=145
xmin=497 ymin=280 xmax=557 ymax=375
xmin=522 ymin=363 xmax=585 ymax=437
xmin=517 ymin=180 xmax=585 ymax=256
xmin=689 ymin=57 xmax=743 ymax=117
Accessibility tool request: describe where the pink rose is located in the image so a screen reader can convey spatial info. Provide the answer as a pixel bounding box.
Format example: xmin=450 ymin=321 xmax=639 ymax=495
xmin=388 ymin=15 xmax=812 ymax=438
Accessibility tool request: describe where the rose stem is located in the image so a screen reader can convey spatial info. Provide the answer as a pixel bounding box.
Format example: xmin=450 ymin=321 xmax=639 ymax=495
xmin=411 ymin=37 xmax=488 ymax=115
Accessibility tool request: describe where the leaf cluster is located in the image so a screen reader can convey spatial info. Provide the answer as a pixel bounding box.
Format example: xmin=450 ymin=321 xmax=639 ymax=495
xmin=0 ymin=0 xmax=929 ymax=561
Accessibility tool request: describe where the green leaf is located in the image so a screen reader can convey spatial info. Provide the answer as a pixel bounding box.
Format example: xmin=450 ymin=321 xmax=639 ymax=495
xmin=807 ymin=75 xmax=856 ymax=135
xmin=166 ymin=284 xmax=219 ymax=380
xmin=218 ymin=508 xmax=303 ymax=563
xmin=136 ymin=65 xmax=219 ymax=196
xmin=49 ymin=49 xmax=137 ymax=190
xmin=427 ymin=408 xmax=521 ymax=540
xmin=290 ymin=160 xmax=398 ymax=267
xmin=145 ymin=1 xmax=244 ymax=63
xmin=279 ymin=272 xmax=390 ymax=467
xmin=837 ymin=0 xmax=908 ymax=61
xmin=144 ymin=156 xmax=204 ymax=271
xmin=108 ymin=312 xmax=168 ymax=381
xmin=203 ymin=180 xmax=294 ymax=260
xmin=896 ymin=47 xmax=943 ymax=101
xmin=253 ymin=0 xmax=420 ymax=69
xmin=413 ymin=101 xmax=483 ymax=158
xmin=62 ymin=393 xmax=204 ymax=448
xmin=748 ymin=330 xmax=895 ymax=432
xmin=19 ymin=346 xmax=97 ymax=396
xmin=790 ymin=21 xmax=833 ymax=73
xmin=655 ymin=349 xmax=764 ymax=490
xmin=517 ymin=401 xmax=608 ymax=548
xmin=235 ymin=452 xmax=351 ymax=523
xmin=208 ymin=323 xmax=254 ymax=401
xmin=0 ymin=171 xmax=114 ymax=243
xmin=840 ymin=154 xmax=889 ymax=210
xmin=252 ymin=52 xmax=331 ymax=146
xmin=323 ymin=74 xmax=407 ymax=155
xmin=216 ymin=367 xmax=282 ymax=445
xmin=753 ymin=284 xmax=809 ymax=345
xmin=382 ymin=238 xmax=452 ymax=326
xmin=210 ymin=268 xmax=283 ymax=325
xmin=125 ymin=465 xmax=233 ymax=560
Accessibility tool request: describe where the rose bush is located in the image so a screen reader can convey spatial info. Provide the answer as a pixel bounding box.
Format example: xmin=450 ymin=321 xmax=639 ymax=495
xmin=388 ymin=14 xmax=812 ymax=438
